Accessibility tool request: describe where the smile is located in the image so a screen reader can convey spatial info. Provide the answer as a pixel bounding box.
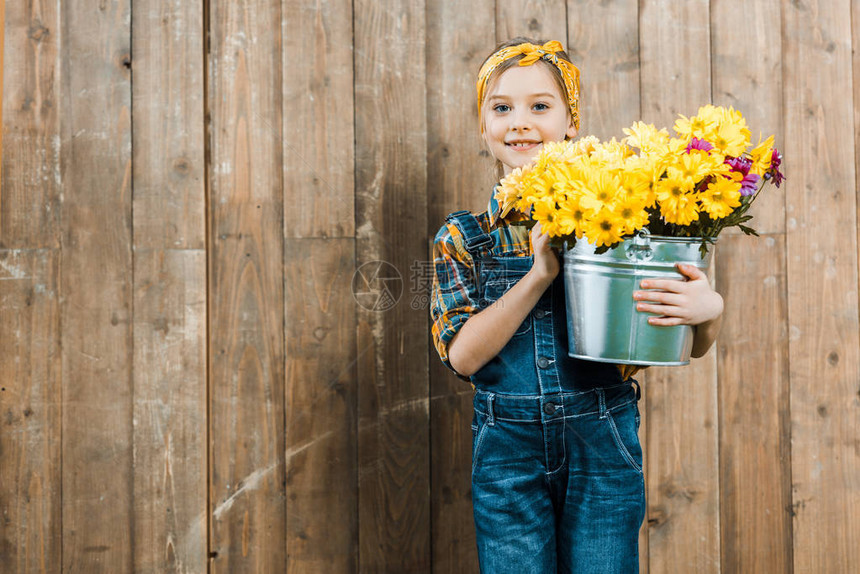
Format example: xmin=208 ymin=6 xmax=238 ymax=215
xmin=507 ymin=141 xmax=541 ymax=150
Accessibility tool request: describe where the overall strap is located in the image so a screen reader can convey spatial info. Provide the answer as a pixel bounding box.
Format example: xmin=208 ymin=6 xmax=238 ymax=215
xmin=445 ymin=210 xmax=496 ymax=297
xmin=445 ymin=210 xmax=494 ymax=256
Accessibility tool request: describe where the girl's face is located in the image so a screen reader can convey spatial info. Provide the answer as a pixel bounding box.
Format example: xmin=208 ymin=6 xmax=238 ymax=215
xmin=481 ymin=64 xmax=578 ymax=175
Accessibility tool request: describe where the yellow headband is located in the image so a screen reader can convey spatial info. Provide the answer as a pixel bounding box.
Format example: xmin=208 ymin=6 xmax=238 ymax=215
xmin=476 ymin=40 xmax=580 ymax=131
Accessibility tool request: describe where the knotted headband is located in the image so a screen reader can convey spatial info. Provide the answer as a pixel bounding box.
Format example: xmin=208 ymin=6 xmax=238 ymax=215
xmin=476 ymin=40 xmax=580 ymax=132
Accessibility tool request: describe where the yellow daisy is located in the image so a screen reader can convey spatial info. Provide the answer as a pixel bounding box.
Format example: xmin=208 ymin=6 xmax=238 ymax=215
xmin=700 ymin=177 xmax=742 ymax=219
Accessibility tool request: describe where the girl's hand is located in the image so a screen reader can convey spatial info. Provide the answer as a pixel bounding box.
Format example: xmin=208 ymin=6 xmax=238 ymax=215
xmin=530 ymin=222 xmax=559 ymax=282
xmin=633 ymin=263 xmax=723 ymax=327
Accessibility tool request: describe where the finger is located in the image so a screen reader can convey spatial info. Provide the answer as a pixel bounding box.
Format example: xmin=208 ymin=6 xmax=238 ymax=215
xmin=675 ymin=262 xmax=706 ymax=281
xmin=647 ymin=316 xmax=687 ymax=327
xmin=633 ymin=291 xmax=686 ymax=306
xmin=639 ymin=278 xmax=689 ymax=292
xmin=636 ymin=302 xmax=687 ymax=318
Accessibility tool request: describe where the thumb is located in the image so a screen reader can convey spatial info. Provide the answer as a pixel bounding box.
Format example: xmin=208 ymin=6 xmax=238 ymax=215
xmin=676 ymin=262 xmax=706 ymax=281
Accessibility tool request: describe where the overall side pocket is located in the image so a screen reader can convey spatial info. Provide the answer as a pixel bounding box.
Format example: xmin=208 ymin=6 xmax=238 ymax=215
xmin=604 ymin=404 xmax=643 ymax=474
xmin=471 ymin=412 xmax=491 ymax=477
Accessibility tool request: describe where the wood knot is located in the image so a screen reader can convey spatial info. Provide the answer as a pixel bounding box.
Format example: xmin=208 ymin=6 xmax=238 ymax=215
xmin=173 ymin=157 xmax=191 ymax=175
xmin=313 ymin=327 xmax=328 ymax=342
xmin=28 ymin=21 xmax=50 ymax=42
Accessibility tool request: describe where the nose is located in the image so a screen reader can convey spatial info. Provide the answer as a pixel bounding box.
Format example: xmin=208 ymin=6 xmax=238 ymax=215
xmin=510 ymin=108 xmax=532 ymax=132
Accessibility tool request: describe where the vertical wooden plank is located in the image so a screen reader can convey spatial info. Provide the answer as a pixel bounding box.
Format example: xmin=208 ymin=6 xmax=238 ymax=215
xmin=425 ymin=1 xmax=494 ymax=572
xmin=282 ymin=0 xmax=354 ymax=239
xmin=715 ymin=235 xmax=792 ymax=572
xmin=0 ymin=250 xmax=61 ymax=573
xmin=0 ymin=0 xmax=61 ymax=248
xmin=208 ymin=0 xmax=286 ymax=570
xmin=132 ymin=251 xmax=208 ymax=574
xmin=131 ymin=1 xmax=208 ymax=572
xmin=354 ymin=0 xmax=430 ymax=569
xmin=496 ymin=0 xmax=567 ymax=43
xmin=283 ymin=239 xmax=357 ymax=573
xmin=567 ymin=0 xmax=640 ymax=140
xmin=60 ymin=0 xmax=134 ymax=570
xmin=281 ymin=0 xmax=357 ymax=570
xmin=711 ymin=1 xmax=792 ymax=571
xmin=639 ymin=2 xmax=720 ymax=572
xmin=711 ymin=0 xmax=784 ymax=235
xmin=0 ymin=0 xmax=62 ymax=571
xmin=784 ymin=0 xmax=860 ymax=571
xmin=0 ymin=0 xmax=4 ymax=187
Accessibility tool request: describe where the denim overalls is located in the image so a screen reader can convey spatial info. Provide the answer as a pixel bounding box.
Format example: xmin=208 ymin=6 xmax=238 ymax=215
xmin=446 ymin=210 xmax=647 ymax=574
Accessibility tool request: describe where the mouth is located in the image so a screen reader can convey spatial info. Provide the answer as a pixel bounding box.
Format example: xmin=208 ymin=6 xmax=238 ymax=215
xmin=506 ymin=140 xmax=541 ymax=151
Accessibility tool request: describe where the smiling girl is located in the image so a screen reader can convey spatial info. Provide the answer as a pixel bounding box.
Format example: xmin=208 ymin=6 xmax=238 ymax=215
xmin=429 ymin=38 xmax=723 ymax=573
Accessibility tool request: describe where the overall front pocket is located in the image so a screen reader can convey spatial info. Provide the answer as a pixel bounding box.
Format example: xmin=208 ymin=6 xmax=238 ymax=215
xmin=480 ymin=279 xmax=532 ymax=336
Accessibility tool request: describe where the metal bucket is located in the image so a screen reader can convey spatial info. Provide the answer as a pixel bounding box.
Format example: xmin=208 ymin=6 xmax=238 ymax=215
xmin=563 ymin=231 xmax=712 ymax=366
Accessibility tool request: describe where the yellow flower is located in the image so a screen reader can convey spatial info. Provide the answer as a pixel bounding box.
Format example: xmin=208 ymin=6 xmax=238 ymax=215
xmin=709 ymin=121 xmax=749 ymax=157
xmin=674 ymin=111 xmax=716 ymax=140
xmin=580 ymin=169 xmax=622 ymax=213
xmin=496 ymin=166 xmax=529 ymax=218
xmin=667 ymin=151 xmax=712 ymax=187
xmin=749 ymin=134 xmax=774 ymax=176
xmin=556 ymin=196 xmax=589 ymax=238
xmin=615 ymin=197 xmax=651 ymax=236
xmin=623 ymin=121 xmax=670 ymax=153
xmin=531 ymin=197 xmax=567 ymax=237
xmin=583 ymin=208 xmax=625 ymax=247
xmin=700 ymin=177 xmax=742 ymax=219
xmin=719 ymin=106 xmax=752 ymax=142
xmin=655 ymin=176 xmax=700 ymax=225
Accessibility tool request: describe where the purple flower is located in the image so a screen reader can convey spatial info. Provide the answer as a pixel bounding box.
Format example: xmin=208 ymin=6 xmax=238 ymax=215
xmin=768 ymin=149 xmax=785 ymax=187
xmin=686 ymin=137 xmax=713 ymax=153
xmin=725 ymin=155 xmax=752 ymax=176
xmin=740 ymin=173 xmax=760 ymax=196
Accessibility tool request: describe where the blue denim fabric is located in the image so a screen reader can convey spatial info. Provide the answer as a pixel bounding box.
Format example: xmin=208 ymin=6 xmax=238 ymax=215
xmin=470 ymin=255 xmax=646 ymax=573
xmin=471 ymin=255 xmax=624 ymax=394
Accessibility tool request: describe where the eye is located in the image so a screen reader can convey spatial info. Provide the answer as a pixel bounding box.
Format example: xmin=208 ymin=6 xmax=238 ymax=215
xmin=492 ymin=104 xmax=510 ymax=113
xmin=533 ymin=102 xmax=550 ymax=111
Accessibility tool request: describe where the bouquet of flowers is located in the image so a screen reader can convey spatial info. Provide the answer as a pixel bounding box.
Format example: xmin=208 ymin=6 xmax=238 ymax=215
xmin=495 ymin=105 xmax=785 ymax=256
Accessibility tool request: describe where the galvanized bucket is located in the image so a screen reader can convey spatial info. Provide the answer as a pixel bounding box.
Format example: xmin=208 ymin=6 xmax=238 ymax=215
xmin=563 ymin=231 xmax=712 ymax=366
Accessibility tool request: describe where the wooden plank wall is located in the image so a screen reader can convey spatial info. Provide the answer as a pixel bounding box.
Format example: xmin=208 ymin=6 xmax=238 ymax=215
xmin=1 ymin=1 xmax=858 ymax=573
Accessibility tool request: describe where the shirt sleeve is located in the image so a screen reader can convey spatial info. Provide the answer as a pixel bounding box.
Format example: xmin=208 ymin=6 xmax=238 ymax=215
xmin=430 ymin=222 xmax=480 ymax=381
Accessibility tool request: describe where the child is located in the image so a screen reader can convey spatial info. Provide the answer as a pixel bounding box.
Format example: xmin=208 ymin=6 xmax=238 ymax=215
xmin=430 ymin=38 xmax=724 ymax=573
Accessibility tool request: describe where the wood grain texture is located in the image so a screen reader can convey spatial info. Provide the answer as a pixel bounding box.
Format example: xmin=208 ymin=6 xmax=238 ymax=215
xmin=60 ymin=0 xmax=134 ymax=571
xmin=496 ymin=0 xmax=567 ymax=43
xmin=133 ymin=251 xmax=208 ymax=574
xmin=132 ymin=0 xmax=206 ymax=251
xmin=639 ymin=2 xmax=721 ymax=572
xmin=711 ymin=1 xmax=792 ymax=570
xmin=711 ymin=0 xmax=784 ymax=235
xmin=426 ymin=2 xmax=495 ymax=571
xmin=784 ymin=0 xmax=860 ymax=571
xmin=354 ymin=0 xmax=431 ymax=569
xmin=567 ymin=0 xmax=640 ymax=140
xmin=284 ymin=239 xmax=357 ymax=573
xmin=0 ymin=0 xmax=4 ymax=189
xmin=131 ymin=3 xmax=207 ymax=572
xmin=282 ymin=0 xmax=354 ymax=239
xmin=716 ymin=234 xmax=792 ymax=572
xmin=0 ymin=250 xmax=61 ymax=574
xmin=0 ymin=0 xmax=61 ymax=248
xmin=208 ymin=0 xmax=286 ymax=570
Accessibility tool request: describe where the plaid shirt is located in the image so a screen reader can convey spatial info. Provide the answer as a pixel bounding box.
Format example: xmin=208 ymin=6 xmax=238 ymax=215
xmin=430 ymin=191 xmax=531 ymax=379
